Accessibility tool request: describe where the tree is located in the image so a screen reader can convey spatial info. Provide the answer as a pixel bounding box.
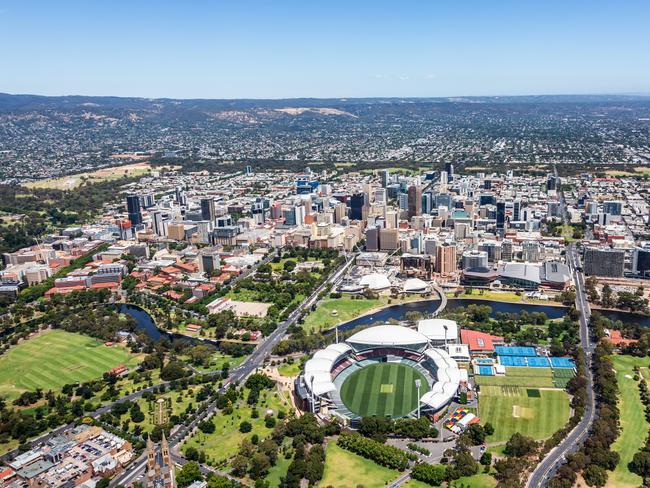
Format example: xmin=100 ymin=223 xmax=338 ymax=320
xmin=239 ymin=421 xmax=252 ymax=433
xmin=96 ymin=478 xmax=111 ymax=488
xmin=630 ymin=450 xmax=650 ymax=478
xmin=176 ymin=461 xmax=202 ymax=488
xmin=600 ymin=284 xmax=615 ymax=308
xmin=504 ymin=432 xmax=537 ymax=457
xmin=161 ymin=361 xmax=188 ymax=381
xmin=249 ymin=452 xmax=271 ymax=479
xmin=198 ymin=420 xmax=215 ymax=434
xmin=480 ymin=452 xmax=492 ymax=466
xmin=583 ymin=464 xmax=608 ymax=487
xmin=358 ymin=415 xmax=393 ymax=443
xmin=411 ymin=463 xmax=446 ymax=486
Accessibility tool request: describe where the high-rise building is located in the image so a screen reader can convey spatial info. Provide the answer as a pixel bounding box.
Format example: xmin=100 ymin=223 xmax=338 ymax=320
xmin=126 ymin=195 xmax=142 ymax=226
xmin=407 ymin=185 xmax=422 ymax=219
xmin=349 ymin=193 xmax=367 ymax=221
xmin=200 ymin=198 xmax=216 ymax=222
xmin=584 ymin=247 xmax=625 ymax=277
xmin=501 ymin=239 xmax=514 ymax=261
xmin=140 ymin=194 xmax=155 ymax=208
xmin=380 ymin=169 xmax=390 ymax=187
xmin=245 ymin=165 xmax=253 ymax=175
xmin=151 ymin=211 xmax=165 ymax=236
xmin=633 ymin=245 xmax=650 ymax=278
xmin=513 ymin=199 xmax=521 ymax=221
xmin=522 ymin=240 xmax=540 ymax=262
xmin=146 ymin=434 xmax=175 ymax=488
xmin=496 ymin=201 xmax=506 ymax=230
xmin=479 ymin=241 xmax=502 ymax=263
xmin=462 ymin=250 xmax=488 ymax=269
xmin=333 ymin=202 xmax=347 ymax=224
xmin=379 ymin=228 xmax=400 ymax=250
xmin=365 ymin=226 xmax=380 ymax=251
xmin=439 ymin=171 xmax=448 ymax=187
xmin=199 ymin=250 xmax=221 ymax=275
xmin=436 ymin=243 xmax=457 ymax=275
xmin=547 ymin=175 xmax=557 ymax=191
xmin=444 ymin=162 xmax=454 ymax=181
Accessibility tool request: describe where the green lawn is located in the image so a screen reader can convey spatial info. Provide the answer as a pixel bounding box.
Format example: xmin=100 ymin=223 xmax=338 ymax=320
xmin=340 ymin=363 xmax=428 ymax=418
xmin=264 ymin=450 xmax=292 ymax=487
xmin=321 ymin=442 xmax=399 ymax=487
xmin=451 ymin=473 xmax=497 ymax=488
xmin=479 ymin=385 xmax=570 ymax=442
xmin=302 ymin=297 xmax=384 ymax=333
xmin=0 ymin=329 xmax=141 ymax=401
xmin=277 ymin=362 xmax=301 ymax=377
xmin=609 ymin=355 xmax=650 ymax=487
xmin=475 ymin=367 xmax=555 ymax=388
xmin=183 ymin=387 xmax=290 ymax=464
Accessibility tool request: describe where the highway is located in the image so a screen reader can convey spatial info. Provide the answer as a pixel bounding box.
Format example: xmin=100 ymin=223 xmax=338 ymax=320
xmin=110 ymin=255 xmax=356 ymax=487
xmin=527 ymin=173 xmax=597 ymax=487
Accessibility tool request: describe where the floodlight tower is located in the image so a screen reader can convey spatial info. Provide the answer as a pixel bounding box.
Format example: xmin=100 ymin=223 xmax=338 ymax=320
xmin=443 ymin=324 xmax=448 ymax=346
xmin=415 ymin=379 xmax=422 ymax=419
xmin=310 ymin=376 xmax=315 ymax=414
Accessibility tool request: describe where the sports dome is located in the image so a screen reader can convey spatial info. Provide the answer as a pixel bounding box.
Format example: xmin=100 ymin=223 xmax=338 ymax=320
xmin=359 ymin=272 xmax=391 ymax=290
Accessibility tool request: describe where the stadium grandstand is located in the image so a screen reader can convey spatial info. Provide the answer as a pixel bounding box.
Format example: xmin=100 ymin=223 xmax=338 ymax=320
xmin=295 ymin=324 xmax=463 ymax=424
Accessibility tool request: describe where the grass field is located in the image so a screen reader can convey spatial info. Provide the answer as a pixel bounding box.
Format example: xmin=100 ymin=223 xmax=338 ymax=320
xmin=450 ymin=474 xmax=497 ymax=488
xmin=0 ymin=330 xmax=141 ymax=401
xmin=609 ymin=355 xmax=650 ymax=487
xmin=340 ymin=363 xmax=428 ymax=418
xmin=475 ymin=367 xmax=555 ymax=388
xmin=479 ymin=385 xmax=570 ymax=442
xmin=302 ymin=297 xmax=384 ymax=333
xmin=321 ymin=442 xmax=399 ymax=487
xmin=23 ymin=162 xmax=152 ymax=189
xmin=277 ymin=362 xmax=301 ymax=377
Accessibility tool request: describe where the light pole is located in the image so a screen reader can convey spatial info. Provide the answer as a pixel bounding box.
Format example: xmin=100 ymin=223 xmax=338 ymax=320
xmin=335 ymin=323 xmax=339 ymax=344
xmin=415 ymin=379 xmax=421 ymax=419
xmin=310 ymin=376 xmax=315 ymax=414
xmin=443 ymin=324 xmax=448 ymax=347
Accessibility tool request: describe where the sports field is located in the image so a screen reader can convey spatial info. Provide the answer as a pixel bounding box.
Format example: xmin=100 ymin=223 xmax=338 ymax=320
xmin=0 ymin=329 xmax=141 ymax=401
xmin=479 ymin=385 xmax=570 ymax=442
xmin=340 ymin=362 xmax=428 ymax=418
xmin=321 ymin=442 xmax=399 ymax=487
xmin=609 ymin=355 xmax=649 ymax=487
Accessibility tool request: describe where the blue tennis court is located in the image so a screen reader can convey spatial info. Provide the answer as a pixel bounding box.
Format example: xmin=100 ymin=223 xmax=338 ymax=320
xmin=495 ymin=346 xmax=536 ymax=356
xmin=528 ymin=356 xmax=551 ymax=367
xmin=475 ymin=358 xmax=494 ymax=365
xmin=499 ymin=355 xmax=527 ymax=367
xmin=550 ymin=357 xmax=575 ymax=369
xmin=477 ymin=366 xmax=494 ymax=376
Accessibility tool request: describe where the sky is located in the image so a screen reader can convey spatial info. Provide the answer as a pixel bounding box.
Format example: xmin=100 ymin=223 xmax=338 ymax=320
xmin=1 ymin=0 xmax=649 ymax=99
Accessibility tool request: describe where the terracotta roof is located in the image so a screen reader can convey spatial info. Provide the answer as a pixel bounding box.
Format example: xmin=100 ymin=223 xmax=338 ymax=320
xmin=460 ymin=329 xmax=504 ymax=352
xmin=604 ymin=329 xmax=638 ymax=346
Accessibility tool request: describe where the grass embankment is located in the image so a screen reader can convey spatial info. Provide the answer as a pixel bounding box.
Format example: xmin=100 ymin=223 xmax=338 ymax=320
xmin=609 ymin=355 xmax=650 ymax=487
xmin=182 ymin=387 xmax=291 ymax=465
xmin=321 ymin=442 xmax=399 ymax=487
xmin=451 ymin=288 xmax=561 ymax=304
xmin=479 ymin=385 xmax=570 ymax=442
xmin=0 ymin=329 xmax=141 ymax=401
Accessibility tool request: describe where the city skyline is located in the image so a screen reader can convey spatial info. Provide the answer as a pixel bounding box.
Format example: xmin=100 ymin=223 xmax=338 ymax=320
xmin=1 ymin=0 xmax=649 ymax=99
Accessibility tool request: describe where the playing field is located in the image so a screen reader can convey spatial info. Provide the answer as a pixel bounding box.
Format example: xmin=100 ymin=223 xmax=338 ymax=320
xmin=340 ymin=362 xmax=428 ymax=418
xmin=0 ymin=329 xmax=141 ymax=401
xmin=609 ymin=355 xmax=650 ymax=487
xmin=479 ymin=385 xmax=570 ymax=442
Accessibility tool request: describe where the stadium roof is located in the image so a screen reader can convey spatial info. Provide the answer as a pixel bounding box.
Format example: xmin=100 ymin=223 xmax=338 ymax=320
xmin=347 ymin=325 xmax=428 ymax=348
xmin=417 ymin=319 xmax=458 ymax=342
xmin=497 ymin=262 xmax=541 ymax=285
xmin=403 ymin=278 xmax=428 ymax=292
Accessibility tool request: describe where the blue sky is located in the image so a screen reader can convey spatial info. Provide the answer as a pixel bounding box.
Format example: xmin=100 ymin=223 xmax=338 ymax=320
xmin=1 ymin=0 xmax=649 ymax=99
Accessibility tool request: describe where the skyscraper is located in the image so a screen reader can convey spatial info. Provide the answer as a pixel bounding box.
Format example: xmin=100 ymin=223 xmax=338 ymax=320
xmin=126 ymin=195 xmax=142 ymax=226
xmin=496 ymin=201 xmax=506 ymax=230
xmin=513 ymin=199 xmax=521 ymax=221
xmin=407 ymin=185 xmax=422 ymax=219
xmin=201 ymin=198 xmax=216 ymax=221
xmin=444 ymin=162 xmax=454 ymax=182
xmin=349 ymin=193 xmax=367 ymax=221
xmin=436 ymin=243 xmax=457 ymax=275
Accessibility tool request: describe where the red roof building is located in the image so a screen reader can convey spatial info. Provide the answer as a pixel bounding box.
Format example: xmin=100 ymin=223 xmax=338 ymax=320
xmin=603 ymin=329 xmax=638 ymax=347
xmin=460 ymin=330 xmax=505 ymax=354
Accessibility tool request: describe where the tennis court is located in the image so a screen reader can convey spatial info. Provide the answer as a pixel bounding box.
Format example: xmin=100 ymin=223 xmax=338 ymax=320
xmin=495 ymin=346 xmax=536 ymax=356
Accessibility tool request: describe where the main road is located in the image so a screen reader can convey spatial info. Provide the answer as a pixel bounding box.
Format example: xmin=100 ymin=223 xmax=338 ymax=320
xmin=527 ymin=174 xmax=596 ymax=487
xmin=110 ymin=254 xmax=356 ymax=487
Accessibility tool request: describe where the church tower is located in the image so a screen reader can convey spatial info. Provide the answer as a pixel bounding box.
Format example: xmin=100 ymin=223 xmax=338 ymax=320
xmin=145 ymin=433 xmax=176 ymax=488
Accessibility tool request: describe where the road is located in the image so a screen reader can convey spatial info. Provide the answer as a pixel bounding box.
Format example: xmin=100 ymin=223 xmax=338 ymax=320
xmin=527 ymin=174 xmax=597 ymax=487
xmin=110 ymin=255 xmax=356 ymax=487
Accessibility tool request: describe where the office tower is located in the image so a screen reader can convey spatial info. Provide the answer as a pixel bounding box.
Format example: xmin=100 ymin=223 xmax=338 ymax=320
xmin=462 ymin=250 xmax=488 ymax=269
xmin=583 ymin=248 xmax=625 ymax=277
xmin=334 ymin=202 xmax=347 ymax=224
xmin=373 ymin=188 xmax=387 ymax=205
xmin=424 ymin=238 xmax=437 ymax=256
xmin=245 ymin=165 xmax=253 ymax=175
xmin=380 ymin=169 xmax=390 ymax=187
xmin=479 ymin=194 xmax=496 ymax=206
xmin=422 ymin=192 xmax=434 ymax=214
xmin=603 ymin=200 xmax=623 ymax=216
xmin=126 ymin=195 xmax=143 ymax=226
xmin=270 ymin=202 xmax=283 ymax=220
xmin=479 ymin=241 xmax=502 ymax=263
xmin=140 ymin=194 xmax=155 ymax=208
xmin=501 ymin=239 xmax=514 ymax=261
xmin=633 ymin=244 xmax=650 ymax=277
xmin=496 ymin=201 xmax=506 ymax=230
xmin=444 ymin=162 xmax=454 ymax=181
xmin=585 ymin=201 xmax=598 ymax=215
xmin=201 ymin=198 xmax=216 ymax=221
xmin=513 ymin=199 xmax=521 ymax=221
xmin=379 ymin=228 xmax=400 ymax=250
xmin=199 ymin=250 xmax=221 ymax=275
xmin=522 ymin=241 xmax=540 ymax=262
xmin=439 ymin=171 xmax=448 ymax=187
xmin=436 ymin=243 xmax=457 ymax=275
xmin=216 ymin=215 xmax=233 ymax=227
xmin=398 ymin=193 xmax=409 ymax=211
xmin=407 ymin=185 xmax=422 ymax=219
xmin=151 ymin=211 xmax=165 ymax=236
xmin=454 ymin=222 xmax=470 ymax=240
xmin=434 ymin=193 xmax=452 ymax=210
xmin=547 ymin=175 xmax=557 ymax=191
xmin=365 ymin=226 xmax=380 ymax=251
xmin=175 ymin=186 xmax=187 ymax=206
xmin=385 ymin=210 xmax=399 ymax=229
xmin=349 ymin=193 xmax=367 ymax=221
xmin=283 ymin=205 xmax=305 ymax=226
